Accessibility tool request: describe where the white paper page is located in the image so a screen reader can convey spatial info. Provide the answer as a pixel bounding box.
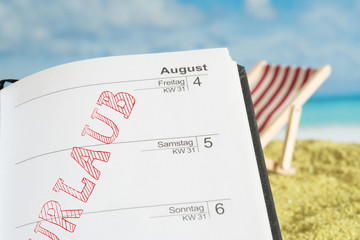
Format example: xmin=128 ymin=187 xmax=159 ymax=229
xmin=0 ymin=48 xmax=273 ymax=239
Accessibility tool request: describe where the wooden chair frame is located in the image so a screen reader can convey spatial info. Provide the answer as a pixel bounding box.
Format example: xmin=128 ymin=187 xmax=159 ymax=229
xmin=248 ymin=61 xmax=331 ymax=174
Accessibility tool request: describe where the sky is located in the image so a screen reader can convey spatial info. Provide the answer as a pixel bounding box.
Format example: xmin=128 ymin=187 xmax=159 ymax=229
xmin=0 ymin=0 xmax=359 ymax=96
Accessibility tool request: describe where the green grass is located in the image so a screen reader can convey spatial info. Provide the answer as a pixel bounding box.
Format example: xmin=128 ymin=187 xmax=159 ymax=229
xmin=265 ymin=140 xmax=360 ymax=240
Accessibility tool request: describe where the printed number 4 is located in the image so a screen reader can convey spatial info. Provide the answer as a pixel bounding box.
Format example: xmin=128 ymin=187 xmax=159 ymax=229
xmin=193 ymin=77 xmax=202 ymax=86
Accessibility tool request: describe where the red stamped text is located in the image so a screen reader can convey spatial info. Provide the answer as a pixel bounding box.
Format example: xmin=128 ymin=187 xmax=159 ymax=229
xmin=29 ymin=90 xmax=136 ymax=239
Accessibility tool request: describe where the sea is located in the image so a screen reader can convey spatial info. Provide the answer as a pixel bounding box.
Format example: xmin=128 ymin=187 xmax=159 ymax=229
xmin=276 ymin=94 xmax=360 ymax=144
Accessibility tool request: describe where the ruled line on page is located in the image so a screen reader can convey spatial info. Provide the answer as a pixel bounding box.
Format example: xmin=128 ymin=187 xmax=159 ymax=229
xmin=15 ymin=198 xmax=231 ymax=229
xmin=15 ymin=74 xmax=208 ymax=107
xmin=14 ymin=133 xmax=219 ymax=165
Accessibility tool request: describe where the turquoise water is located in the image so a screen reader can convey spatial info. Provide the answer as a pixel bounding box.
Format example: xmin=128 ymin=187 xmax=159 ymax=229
xmin=301 ymin=95 xmax=360 ymax=126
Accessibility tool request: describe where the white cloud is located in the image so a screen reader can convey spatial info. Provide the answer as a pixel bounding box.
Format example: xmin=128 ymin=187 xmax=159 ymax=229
xmin=0 ymin=0 xmax=202 ymax=54
xmin=211 ymin=0 xmax=360 ymax=95
xmin=244 ymin=0 xmax=276 ymax=19
xmin=300 ymin=2 xmax=359 ymax=37
xmin=0 ymin=0 xmax=359 ymax=95
xmin=55 ymin=0 xmax=202 ymax=30
xmin=0 ymin=2 xmax=23 ymax=51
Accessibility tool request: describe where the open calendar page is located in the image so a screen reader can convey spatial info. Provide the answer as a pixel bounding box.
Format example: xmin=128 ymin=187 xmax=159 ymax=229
xmin=0 ymin=48 xmax=281 ymax=239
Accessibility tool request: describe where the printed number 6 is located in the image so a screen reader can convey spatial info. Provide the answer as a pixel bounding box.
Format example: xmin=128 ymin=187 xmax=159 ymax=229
xmin=204 ymin=137 xmax=213 ymax=148
xmin=215 ymin=203 xmax=225 ymax=215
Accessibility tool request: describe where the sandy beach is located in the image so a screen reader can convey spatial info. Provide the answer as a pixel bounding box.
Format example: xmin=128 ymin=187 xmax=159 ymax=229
xmin=267 ymin=130 xmax=360 ymax=239
xmin=275 ymin=124 xmax=360 ymax=144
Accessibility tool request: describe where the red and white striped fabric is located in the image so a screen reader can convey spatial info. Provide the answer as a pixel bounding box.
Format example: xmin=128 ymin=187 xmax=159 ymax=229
xmin=250 ymin=64 xmax=315 ymax=134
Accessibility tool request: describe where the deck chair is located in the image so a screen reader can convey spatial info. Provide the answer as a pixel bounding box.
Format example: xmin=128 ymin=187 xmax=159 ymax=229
xmin=247 ymin=61 xmax=331 ymax=174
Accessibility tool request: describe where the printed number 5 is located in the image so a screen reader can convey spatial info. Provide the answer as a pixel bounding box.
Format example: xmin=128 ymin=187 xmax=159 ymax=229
xmin=204 ymin=137 xmax=213 ymax=148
